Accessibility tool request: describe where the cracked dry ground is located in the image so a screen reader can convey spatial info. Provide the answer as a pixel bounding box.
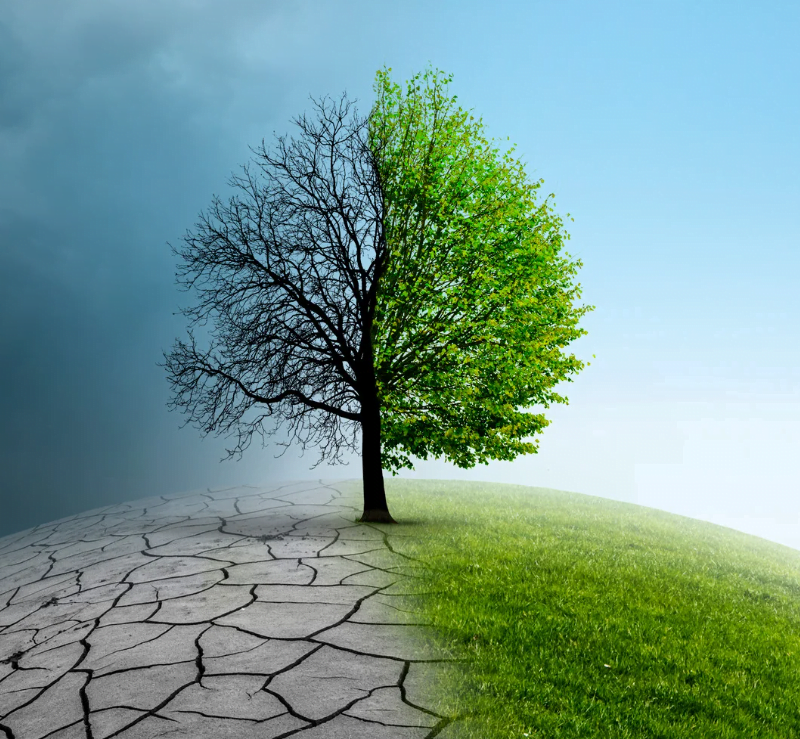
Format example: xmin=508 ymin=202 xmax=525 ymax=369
xmin=0 ymin=480 xmax=471 ymax=738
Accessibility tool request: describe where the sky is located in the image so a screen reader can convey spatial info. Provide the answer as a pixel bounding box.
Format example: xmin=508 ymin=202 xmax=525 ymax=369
xmin=1 ymin=1 xmax=798 ymax=552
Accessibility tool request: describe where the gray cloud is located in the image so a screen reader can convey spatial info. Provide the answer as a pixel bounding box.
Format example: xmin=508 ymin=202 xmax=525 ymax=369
xmin=0 ymin=1 xmax=367 ymax=537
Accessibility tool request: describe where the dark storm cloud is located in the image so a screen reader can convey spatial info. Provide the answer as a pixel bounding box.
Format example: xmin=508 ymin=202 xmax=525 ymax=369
xmin=0 ymin=1 xmax=360 ymax=538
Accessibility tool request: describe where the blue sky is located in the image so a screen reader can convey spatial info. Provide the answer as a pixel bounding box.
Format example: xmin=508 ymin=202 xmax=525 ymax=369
xmin=1 ymin=1 xmax=798 ymax=551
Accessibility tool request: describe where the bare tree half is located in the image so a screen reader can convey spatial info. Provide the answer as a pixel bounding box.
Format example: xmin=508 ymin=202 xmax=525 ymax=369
xmin=158 ymin=92 xmax=397 ymax=522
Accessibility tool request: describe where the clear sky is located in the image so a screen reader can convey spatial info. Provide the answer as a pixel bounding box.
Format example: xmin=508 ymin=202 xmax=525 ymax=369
xmin=1 ymin=1 xmax=798 ymax=551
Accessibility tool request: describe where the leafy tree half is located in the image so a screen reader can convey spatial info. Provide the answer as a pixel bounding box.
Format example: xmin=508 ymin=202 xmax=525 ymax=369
xmin=368 ymin=65 xmax=595 ymax=478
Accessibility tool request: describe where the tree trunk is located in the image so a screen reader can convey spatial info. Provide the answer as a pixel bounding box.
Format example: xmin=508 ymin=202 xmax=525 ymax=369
xmin=357 ymin=334 xmax=396 ymax=523
xmin=358 ymin=392 xmax=396 ymax=523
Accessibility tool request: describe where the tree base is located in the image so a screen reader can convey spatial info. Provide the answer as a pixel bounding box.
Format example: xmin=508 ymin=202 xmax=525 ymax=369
xmin=357 ymin=509 xmax=398 ymax=524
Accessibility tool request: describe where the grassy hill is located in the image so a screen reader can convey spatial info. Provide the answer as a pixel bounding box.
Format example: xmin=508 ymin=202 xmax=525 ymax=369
xmin=348 ymin=478 xmax=800 ymax=738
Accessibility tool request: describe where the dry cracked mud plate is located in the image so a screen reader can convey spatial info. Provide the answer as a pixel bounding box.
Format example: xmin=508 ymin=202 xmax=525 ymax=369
xmin=0 ymin=480 xmax=472 ymax=738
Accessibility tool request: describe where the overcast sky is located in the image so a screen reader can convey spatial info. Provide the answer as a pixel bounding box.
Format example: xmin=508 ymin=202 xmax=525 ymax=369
xmin=1 ymin=1 xmax=798 ymax=552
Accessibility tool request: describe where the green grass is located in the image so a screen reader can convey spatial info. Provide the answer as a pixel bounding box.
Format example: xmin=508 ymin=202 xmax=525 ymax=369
xmin=349 ymin=478 xmax=800 ymax=738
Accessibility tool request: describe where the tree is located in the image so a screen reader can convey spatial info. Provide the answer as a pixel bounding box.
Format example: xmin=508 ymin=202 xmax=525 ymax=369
xmin=159 ymin=65 xmax=594 ymax=525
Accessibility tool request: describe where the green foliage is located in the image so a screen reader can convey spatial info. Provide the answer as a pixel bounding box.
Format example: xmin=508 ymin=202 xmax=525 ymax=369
xmin=366 ymin=65 xmax=595 ymax=474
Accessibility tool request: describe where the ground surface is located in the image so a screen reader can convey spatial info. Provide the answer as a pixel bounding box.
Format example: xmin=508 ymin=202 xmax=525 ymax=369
xmin=0 ymin=480 xmax=468 ymax=738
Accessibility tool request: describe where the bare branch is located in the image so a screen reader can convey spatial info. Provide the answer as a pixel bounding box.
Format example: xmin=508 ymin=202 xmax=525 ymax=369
xmin=158 ymin=91 xmax=385 ymax=470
